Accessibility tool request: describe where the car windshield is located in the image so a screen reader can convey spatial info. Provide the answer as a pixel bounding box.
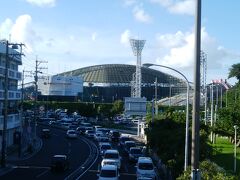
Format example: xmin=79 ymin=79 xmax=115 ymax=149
xmin=126 ymin=142 xmax=135 ymax=148
xmin=101 ymin=145 xmax=111 ymax=150
xmin=68 ymin=131 xmax=76 ymax=134
xmin=121 ymin=137 xmax=130 ymax=142
xmin=112 ymin=132 xmax=120 ymax=137
xmin=130 ymin=149 xmax=141 ymax=154
xmin=139 ymin=163 xmax=153 ymax=170
xmin=104 ymin=153 xmax=118 ymax=159
xmin=100 ymin=169 xmax=116 ymax=177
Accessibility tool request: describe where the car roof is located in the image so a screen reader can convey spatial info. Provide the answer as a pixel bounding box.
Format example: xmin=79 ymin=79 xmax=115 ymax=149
xmin=130 ymin=147 xmax=141 ymax=150
xmin=67 ymin=130 xmax=76 ymax=132
xmin=101 ymin=142 xmax=111 ymax=146
xmin=105 ymin=149 xmax=119 ymax=154
xmin=125 ymin=141 xmax=135 ymax=144
xmin=101 ymin=164 xmax=117 ymax=171
xmin=42 ymin=129 xmax=50 ymax=131
xmin=53 ymin=155 xmax=67 ymax=158
xmin=138 ymin=157 xmax=153 ymax=163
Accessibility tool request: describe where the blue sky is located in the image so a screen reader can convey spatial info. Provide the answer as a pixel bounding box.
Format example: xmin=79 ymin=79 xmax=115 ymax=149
xmin=0 ymin=0 xmax=239 ymax=84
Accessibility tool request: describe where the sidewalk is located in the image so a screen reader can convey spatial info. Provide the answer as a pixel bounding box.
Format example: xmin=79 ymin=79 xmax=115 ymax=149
xmin=0 ymin=137 xmax=42 ymax=176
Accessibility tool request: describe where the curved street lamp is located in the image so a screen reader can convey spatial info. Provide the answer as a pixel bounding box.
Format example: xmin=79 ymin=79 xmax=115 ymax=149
xmin=143 ymin=63 xmax=190 ymax=171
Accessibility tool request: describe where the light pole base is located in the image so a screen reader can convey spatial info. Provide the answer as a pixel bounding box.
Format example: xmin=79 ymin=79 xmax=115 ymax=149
xmin=191 ymin=169 xmax=201 ymax=180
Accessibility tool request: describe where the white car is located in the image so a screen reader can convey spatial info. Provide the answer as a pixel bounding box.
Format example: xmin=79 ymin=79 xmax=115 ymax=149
xmin=136 ymin=157 xmax=156 ymax=179
xmin=100 ymin=143 xmax=112 ymax=156
xmin=66 ymin=130 xmax=78 ymax=138
xmin=101 ymin=150 xmax=121 ymax=169
xmin=98 ymin=165 xmax=119 ymax=180
xmin=94 ymin=131 xmax=104 ymax=141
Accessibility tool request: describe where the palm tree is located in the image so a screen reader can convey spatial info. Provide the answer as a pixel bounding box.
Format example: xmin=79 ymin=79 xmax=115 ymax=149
xmin=228 ymin=63 xmax=240 ymax=82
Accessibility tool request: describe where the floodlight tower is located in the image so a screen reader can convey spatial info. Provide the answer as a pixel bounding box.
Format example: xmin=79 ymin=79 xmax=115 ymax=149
xmin=200 ymin=51 xmax=207 ymax=124
xmin=130 ymin=39 xmax=146 ymax=98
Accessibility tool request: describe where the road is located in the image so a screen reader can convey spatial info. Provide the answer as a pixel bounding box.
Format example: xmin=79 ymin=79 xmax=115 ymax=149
xmin=1 ymin=124 xmax=139 ymax=180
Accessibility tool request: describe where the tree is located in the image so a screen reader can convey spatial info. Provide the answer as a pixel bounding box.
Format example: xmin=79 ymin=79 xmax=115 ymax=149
xmin=177 ymin=160 xmax=238 ymax=180
xmin=111 ymin=100 xmax=123 ymax=115
xmin=228 ymin=63 xmax=240 ymax=82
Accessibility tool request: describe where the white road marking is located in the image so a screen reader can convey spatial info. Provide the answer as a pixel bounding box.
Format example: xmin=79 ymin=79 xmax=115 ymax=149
xmin=36 ymin=169 xmax=49 ymax=178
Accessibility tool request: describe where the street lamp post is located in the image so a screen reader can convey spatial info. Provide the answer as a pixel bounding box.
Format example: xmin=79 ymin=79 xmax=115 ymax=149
xmin=233 ymin=125 xmax=238 ymax=173
xmin=143 ymin=63 xmax=190 ymax=171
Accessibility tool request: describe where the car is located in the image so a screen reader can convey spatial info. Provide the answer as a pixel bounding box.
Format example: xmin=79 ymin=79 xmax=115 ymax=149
xmin=101 ymin=150 xmax=121 ymax=169
xmin=76 ymin=126 xmax=86 ymax=135
xmin=123 ymin=141 xmax=136 ymax=155
xmin=128 ymin=147 xmax=143 ymax=162
xmin=136 ymin=157 xmax=156 ymax=179
xmin=68 ymin=124 xmax=77 ymax=130
xmin=94 ymin=131 xmax=104 ymax=141
xmin=98 ymin=164 xmax=120 ymax=180
xmin=98 ymin=136 xmax=110 ymax=147
xmin=85 ymin=130 xmax=95 ymax=138
xmin=100 ymin=143 xmax=112 ymax=156
xmin=66 ymin=130 xmax=78 ymax=138
xmin=41 ymin=128 xmax=50 ymax=138
xmin=50 ymin=155 xmax=69 ymax=172
xmin=109 ymin=130 xmax=120 ymax=142
xmin=119 ymin=136 xmax=130 ymax=147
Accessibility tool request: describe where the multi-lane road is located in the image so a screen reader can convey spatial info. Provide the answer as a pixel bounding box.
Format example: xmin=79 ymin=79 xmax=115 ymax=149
xmin=1 ymin=124 xmax=138 ymax=180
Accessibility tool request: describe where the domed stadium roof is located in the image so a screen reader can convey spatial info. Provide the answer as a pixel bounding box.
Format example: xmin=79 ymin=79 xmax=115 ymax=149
xmin=61 ymin=64 xmax=185 ymax=84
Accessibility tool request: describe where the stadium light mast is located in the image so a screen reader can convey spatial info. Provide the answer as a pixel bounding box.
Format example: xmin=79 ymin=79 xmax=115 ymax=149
xmin=130 ymin=39 xmax=146 ymax=98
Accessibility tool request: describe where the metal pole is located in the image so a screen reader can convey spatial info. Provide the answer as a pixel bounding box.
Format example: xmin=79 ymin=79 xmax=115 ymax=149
xmin=220 ymin=86 xmax=223 ymax=108
xmin=210 ymin=84 xmax=214 ymax=143
xmin=226 ymin=90 xmax=228 ymax=107
xmin=204 ymin=86 xmax=207 ymax=125
xmin=155 ymin=77 xmax=158 ymax=115
xmin=191 ymin=0 xmax=201 ymax=178
xmin=34 ymin=58 xmax=38 ymax=140
xmin=169 ymin=85 xmax=172 ymax=106
xmin=184 ymin=83 xmax=190 ymax=170
xmin=234 ymin=125 xmax=238 ymax=173
xmin=1 ymin=41 xmax=9 ymax=167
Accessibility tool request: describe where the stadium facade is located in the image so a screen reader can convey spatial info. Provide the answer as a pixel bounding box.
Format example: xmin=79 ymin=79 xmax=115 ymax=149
xmin=59 ymin=64 xmax=187 ymax=103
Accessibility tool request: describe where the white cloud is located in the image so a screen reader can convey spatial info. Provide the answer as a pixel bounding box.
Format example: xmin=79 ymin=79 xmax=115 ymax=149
xmin=25 ymin=0 xmax=56 ymax=7
xmin=133 ymin=6 xmax=152 ymax=23
xmin=123 ymin=0 xmax=137 ymax=6
xmin=0 ymin=15 xmax=41 ymax=52
xmin=120 ymin=29 xmax=131 ymax=46
xmin=154 ymin=27 xmax=240 ymax=82
xmin=91 ymin=32 xmax=97 ymax=41
xmin=151 ymin=0 xmax=195 ymax=16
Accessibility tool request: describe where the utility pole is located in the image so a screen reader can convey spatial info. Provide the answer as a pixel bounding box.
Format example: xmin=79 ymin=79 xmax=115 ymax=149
xmin=33 ymin=57 xmax=47 ymax=140
xmin=191 ymin=0 xmax=201 ymax=178
xmin=1 ymin=40 xmax=24 ymax=167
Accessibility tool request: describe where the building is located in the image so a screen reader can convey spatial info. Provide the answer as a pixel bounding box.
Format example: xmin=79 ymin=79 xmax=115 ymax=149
xmin=61 ymin=64 xmax=187 ymax=103
xmin=38 ymin=75 xmax=83 ymax=101
xmin=0 ymin=41 xmax=22 ymax=148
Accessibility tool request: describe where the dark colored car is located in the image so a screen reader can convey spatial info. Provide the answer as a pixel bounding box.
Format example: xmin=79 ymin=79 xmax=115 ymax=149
xmin=119 ymin=136 xmax=130 ymax=147
xmin=41 ymin=129 xmax=50 ymax=138
xmin=51 ymin=155 xmax=69 ymax=172
xmin=109 ymin=130 xmax=120 ymax=142
xmin=128 ymin=147 xmax=143 ymax=162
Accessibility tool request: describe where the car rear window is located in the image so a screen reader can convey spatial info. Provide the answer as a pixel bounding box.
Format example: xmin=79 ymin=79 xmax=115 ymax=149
xmin=100 ymin=169 xmax=116 ymax=177
xmin=138 ymin=163 xmax=153 ymax=170
xmin=130 ymin=148 xmax=141 ymax=154
xmin=104 ymin=153 xmax=119 ymax=159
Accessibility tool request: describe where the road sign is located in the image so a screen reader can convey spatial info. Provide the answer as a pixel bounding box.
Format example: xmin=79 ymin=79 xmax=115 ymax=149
xmin=124 ymin=97 xmax=146 ymax=116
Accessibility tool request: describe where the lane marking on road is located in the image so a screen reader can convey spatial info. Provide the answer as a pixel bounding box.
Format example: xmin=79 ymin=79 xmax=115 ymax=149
xmin=36 ymin=169 xmax=49 ymax=178
xmin=13 ymin=165 xmax=50 ymax=169
xmin=85 ymin=169 xmax=136 ymax=176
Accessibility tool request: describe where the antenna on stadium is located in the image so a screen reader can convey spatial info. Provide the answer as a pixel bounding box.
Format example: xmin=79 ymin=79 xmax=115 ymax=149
xmin=130 ymin=39 xmax=146 ymax=98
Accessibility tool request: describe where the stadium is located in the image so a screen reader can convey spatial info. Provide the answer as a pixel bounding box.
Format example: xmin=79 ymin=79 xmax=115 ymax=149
xmin=59 ymin=64 xmax=187 ymax=103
